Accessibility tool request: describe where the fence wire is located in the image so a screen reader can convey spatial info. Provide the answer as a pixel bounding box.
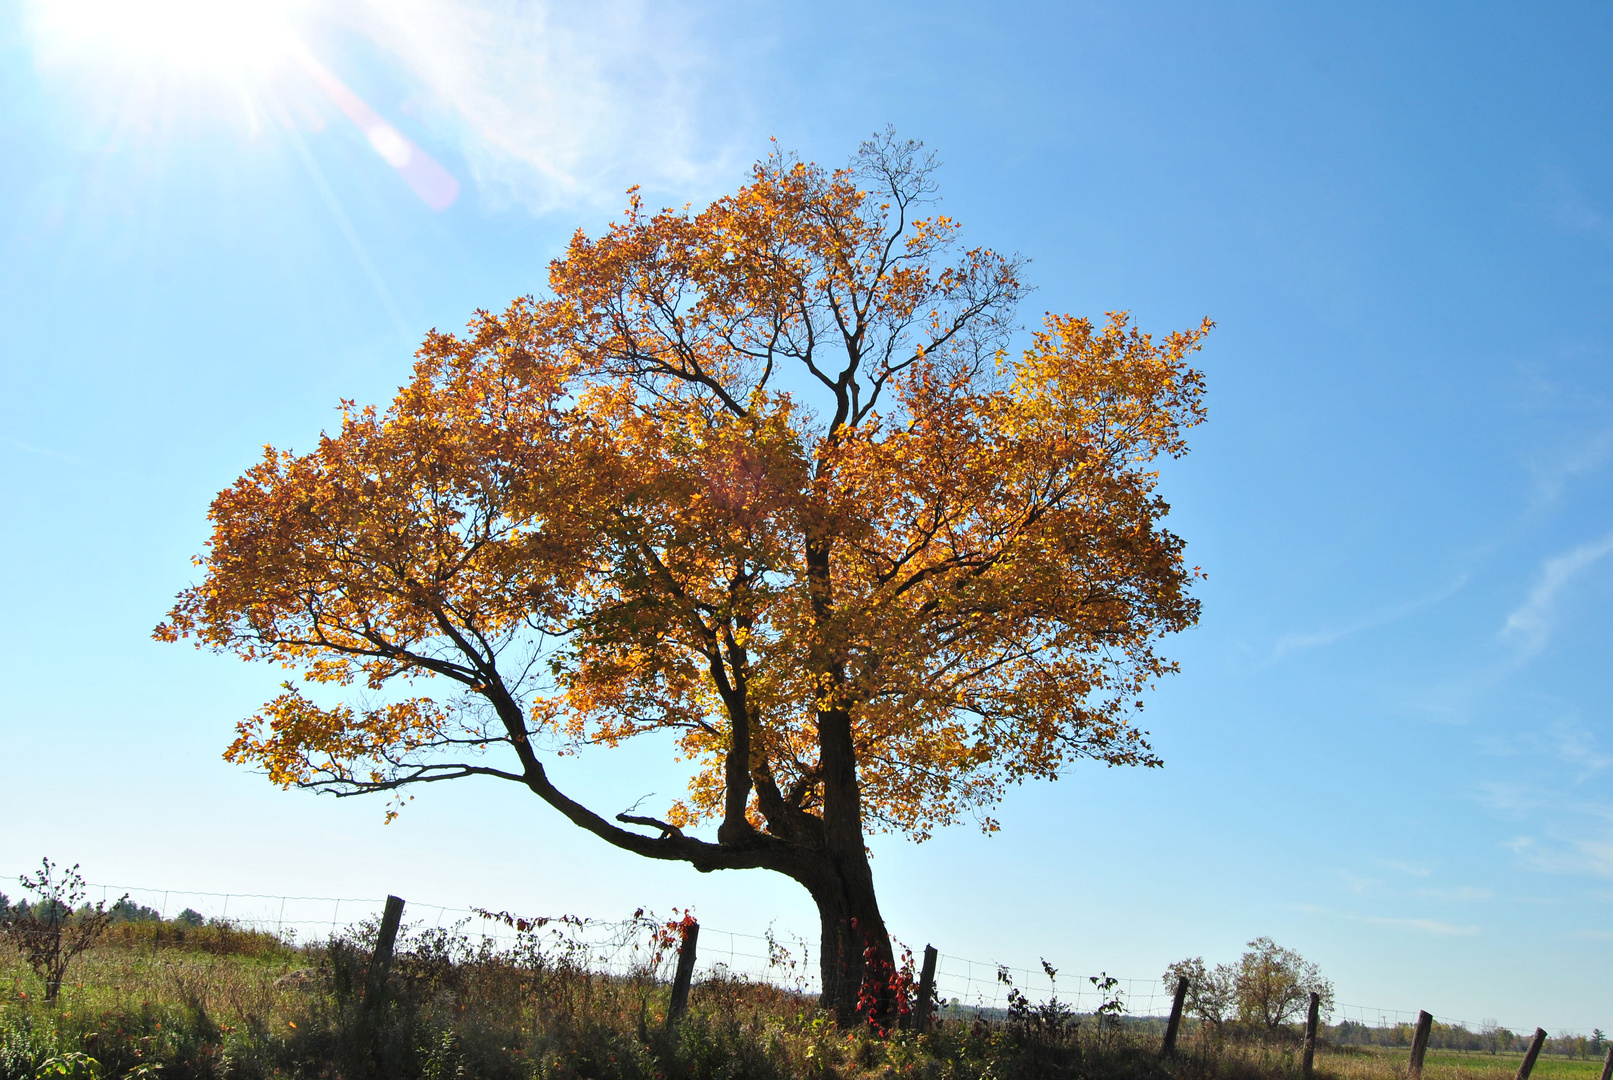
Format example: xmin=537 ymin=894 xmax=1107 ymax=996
xmin=930 ymin=952 xmax=1173 ymax=1018
xmin=0 ymin=872 xmax=1550 ymax=1036
xmin=21 ymin=877 xmax=817 ymax=996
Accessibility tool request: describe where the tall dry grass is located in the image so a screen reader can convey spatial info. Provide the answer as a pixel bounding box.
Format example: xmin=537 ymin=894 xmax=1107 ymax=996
xmin=2 ymin=927 xmax=1604 ymax=1080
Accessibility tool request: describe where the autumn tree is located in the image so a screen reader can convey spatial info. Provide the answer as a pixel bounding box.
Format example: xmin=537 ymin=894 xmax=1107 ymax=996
xmin=1161 ymin=956 xmax=1235 ymax=1027
xmin=1165 ymin=940 xmax=1332 ymax=1035
xmin=1232 ymin=937 xmax=1334 ymax=1031
xmin=157 ymin=131 xmax=1210 ymax=1022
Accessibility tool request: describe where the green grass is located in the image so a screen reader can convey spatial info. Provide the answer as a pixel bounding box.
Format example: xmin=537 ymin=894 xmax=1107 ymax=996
xmin=1322 ymin=1046 xmax=1606 ymax=1080
xmin=2 ymin=930 xmax=1604 ymax=1080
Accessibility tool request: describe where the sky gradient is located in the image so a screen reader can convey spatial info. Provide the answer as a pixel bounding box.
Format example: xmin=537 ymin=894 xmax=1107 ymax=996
xmin=3 ymin=0 xmax=1612 ymax=1033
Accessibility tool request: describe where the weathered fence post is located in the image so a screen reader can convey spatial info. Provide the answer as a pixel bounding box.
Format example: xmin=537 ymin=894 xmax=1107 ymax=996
xmin=914 ymin=945 xmax=939 ymax=1033
xmin=1161 ymin=975 xmax=1189 ymax=1058
xmin=1600 ymin=1042 xmax=1613 ymax=1080
xmin=666 ymin=919 xmax=699 ymax=1027
xmin=1302 ymin=991 xmax=1321 ymax=1079
xmin=1516 ymin=1028 xmax=1548 ymax=1080
xmin=365 ymin=895 xmax=405 ymax=1009
xmin=1409 ymin=1010 xmax=1434 ymax=1080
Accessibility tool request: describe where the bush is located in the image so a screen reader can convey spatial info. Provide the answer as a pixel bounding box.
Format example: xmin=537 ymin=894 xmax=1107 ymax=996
xmin=0 ymin=861 xmax=124 ymax=1004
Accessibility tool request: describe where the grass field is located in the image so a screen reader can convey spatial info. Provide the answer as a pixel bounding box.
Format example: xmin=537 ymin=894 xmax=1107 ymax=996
xmin=2 ymin=928 xmax=1605 ymax=1080
xmin=1319 ymin=1046 xmax=1606 ymax=1080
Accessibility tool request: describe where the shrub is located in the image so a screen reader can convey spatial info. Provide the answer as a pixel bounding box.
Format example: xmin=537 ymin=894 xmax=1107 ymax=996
xmin=0 ymin=861 xmax=124 ymax=1003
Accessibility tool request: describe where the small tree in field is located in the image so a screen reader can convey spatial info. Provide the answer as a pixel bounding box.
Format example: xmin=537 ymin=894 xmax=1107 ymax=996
xmin=1 ymin=860 xmax=124 ymax=1002
xmin=1232 ymin=937 xmax=1333 ymax=1031
xmin=1166 ymin=939 xmax=1331 ymax=1035
xmin=157 ymin=132 xmax=1210 ymax=1022
xmin=1162 ymin=956 xmax=1235 ymax=1027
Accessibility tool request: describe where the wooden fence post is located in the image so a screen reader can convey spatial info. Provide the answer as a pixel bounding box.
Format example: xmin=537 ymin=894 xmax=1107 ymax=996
xmin=365 ymin=895 xmax=405 ymax=1009
xmin=1599 ymin=1043 xmax=1613 ymax=1080
xmin=914 ymin=945 xmax=939 ymax=1033
xmin=1302 ymin=991 xmax=1321 ymax=1079
xmin=1409 ymin=1010 xmax=1434 ymax=1080
xmin=1516 ymin=1028 xmax=1548 ymax=1080
xmin=1161 ymin=975 xmax=1189 ymax=1058
xmin=666 ymin=920 xmax=699 ymax=1027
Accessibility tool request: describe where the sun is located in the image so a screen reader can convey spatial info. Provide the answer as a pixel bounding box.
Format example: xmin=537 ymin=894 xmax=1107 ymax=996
xmin=24 ymin=0 xmax=462 ymax=210
xmin=27 ymin=0 xmax=308 ymax=79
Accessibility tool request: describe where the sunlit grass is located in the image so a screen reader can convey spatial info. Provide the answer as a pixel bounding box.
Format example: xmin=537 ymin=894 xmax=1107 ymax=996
xmin=1317 ymin=1045 xmax=1605 ymax=1080
xmin=3 ymin=933 xmax=1606 ymax=1080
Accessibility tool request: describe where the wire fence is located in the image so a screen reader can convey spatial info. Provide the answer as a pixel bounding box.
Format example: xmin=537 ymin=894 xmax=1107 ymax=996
xmin=18 ymin=876 xmax=817 ymax=995
xmin=929 ymin=953 xmax=1175 ymax=1018
xmin=0 ymin=872 xmax=1552 ymax=1038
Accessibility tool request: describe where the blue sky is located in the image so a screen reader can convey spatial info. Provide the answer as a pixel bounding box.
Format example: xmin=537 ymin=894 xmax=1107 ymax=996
xmin=3 ymin=0 xmax=1612 ymax=1033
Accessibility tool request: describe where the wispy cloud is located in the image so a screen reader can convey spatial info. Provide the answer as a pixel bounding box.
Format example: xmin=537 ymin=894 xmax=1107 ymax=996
xmin=1263 ymin=576 xmax=1467 ymax=666
xmin=1502 ymin=533 xmax=1613 ymax=655
xmin=1505 ymin=834 xmax=1613 ymax=878
xmin=1297 ymin=902 xmax=1480 ymax=936
xmin=5 ymin=436 xmax=98 ymax=470
xmin=1414 ymin=886 xmax=1492 ymax=903
xmin=1475 ymin=719 xmax=1613 ymax=780
xmin=1544 ymin=170 xmax=1613 ymax=240
xmin=1550 ymin=719 xmax=1613 ymax=780
xmin=342 ymin=0 xmax=764 ymax=214
xmin=1500 ymin=800 xmax=1613 ymax=879
xmin=1355 ymin=915 xmax=1479 ymax=937
xmin=1526 ymin=429 xmax=1613 ymax=508
xmin=1332 ymin=869 xmax=1382 ymax=895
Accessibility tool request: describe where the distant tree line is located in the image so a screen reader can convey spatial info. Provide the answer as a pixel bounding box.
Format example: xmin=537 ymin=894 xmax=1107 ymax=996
xmin=1162 ymin=939 xmax=1602 ymax=1057
xmin=1330 ymin=1020 xmax=1608 ymax=1059
xmin=0 ymin=891 xmax=204 ymax=928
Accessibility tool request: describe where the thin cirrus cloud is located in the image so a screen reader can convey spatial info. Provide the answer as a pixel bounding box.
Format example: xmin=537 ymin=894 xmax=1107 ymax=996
xmin=1413 ymin=886 xmax=1492 ymax=903
xmin=1300 ymin=904 xmax=1481 ymax=937
xmin=1525 ymin=429 xmax=1613 ymax=509
xmin=1544 ymin=168 xmax=1613 ymax=241
xmin=1262 ymin=575 xmax=1468 ymax=667
xmin=344 ymin=0 xmax=759 ymax=214
xmin=1354 ymin=915 xmax=1479 ymax=937
xmin=1505 ymin=831 xmax=1613 ymax=879
xmin=1501 ymin=531 xmax=1613 ymax=656
xmin=1547 ymin=718 xmax=1613 ymax=780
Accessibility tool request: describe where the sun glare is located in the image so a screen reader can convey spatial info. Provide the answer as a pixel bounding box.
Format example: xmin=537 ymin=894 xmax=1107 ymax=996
xmin=26 ymin=0 xmax=461 ymax=211
xmin=30 ymin=0 xmax=305 ymax=78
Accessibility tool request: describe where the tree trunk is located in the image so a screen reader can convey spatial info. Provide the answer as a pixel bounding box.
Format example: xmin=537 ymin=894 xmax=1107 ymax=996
xmin=811 ymin=701 xmax=897 ymax=1024
xmin=804 ymin=853 xmax=896 ymax=1024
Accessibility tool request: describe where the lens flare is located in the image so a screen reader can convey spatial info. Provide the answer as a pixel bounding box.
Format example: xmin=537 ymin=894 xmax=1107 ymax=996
xmin=290 ymin=42 xmax=461 ymax=211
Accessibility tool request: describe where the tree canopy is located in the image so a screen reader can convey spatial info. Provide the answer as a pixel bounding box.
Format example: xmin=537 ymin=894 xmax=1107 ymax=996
xmin=158 ymin=132 xmax=1209 ymax=1019
xmin=1164 ymin=939 xmax=1335 ymax=1032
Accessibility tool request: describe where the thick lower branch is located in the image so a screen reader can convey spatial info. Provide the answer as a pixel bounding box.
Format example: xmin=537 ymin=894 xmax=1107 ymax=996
xmin=516 ymin=752 xmax=790 ymax=871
